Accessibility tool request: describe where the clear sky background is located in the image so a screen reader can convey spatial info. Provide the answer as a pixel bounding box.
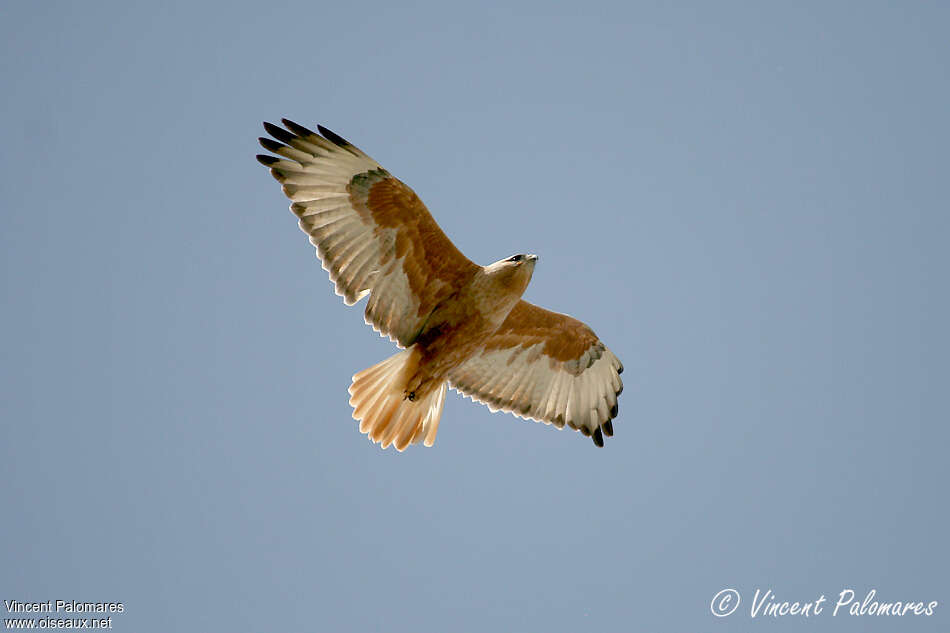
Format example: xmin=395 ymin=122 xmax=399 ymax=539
xmin=2 ymin=2 xmax=948 ymax=632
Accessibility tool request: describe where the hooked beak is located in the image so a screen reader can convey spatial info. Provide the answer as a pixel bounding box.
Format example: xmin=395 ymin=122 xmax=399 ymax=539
xmin=526 ymin=254 xmax=538 ymax=262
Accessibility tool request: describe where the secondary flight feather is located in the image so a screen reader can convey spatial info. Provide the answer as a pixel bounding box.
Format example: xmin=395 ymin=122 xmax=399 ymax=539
xmin=256 ymin=120 xmax=623 ymax=450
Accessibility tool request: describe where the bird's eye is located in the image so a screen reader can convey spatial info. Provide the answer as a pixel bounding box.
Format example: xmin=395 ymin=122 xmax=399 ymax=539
xmin=507 ymin=255 xmax=524 ymax=263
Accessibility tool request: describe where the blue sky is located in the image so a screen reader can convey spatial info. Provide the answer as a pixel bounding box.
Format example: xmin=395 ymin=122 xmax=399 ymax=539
xmin=2 ymin=2 xmax=948 ymax=631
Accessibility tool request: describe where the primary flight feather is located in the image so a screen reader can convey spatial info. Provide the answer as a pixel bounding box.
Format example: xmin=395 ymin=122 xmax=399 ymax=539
xmin=256 ymin=120 xmax=623 ymax=450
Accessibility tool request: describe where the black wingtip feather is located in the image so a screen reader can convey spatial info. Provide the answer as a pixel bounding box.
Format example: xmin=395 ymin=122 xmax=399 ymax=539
xmin=603 ymin=420 xmax=614 ymax=437
xmin=258 ymin=137 xmax=286 ymax=153
xmin=256 ymin=154 xmax=279 ymax=166
xmin=282 ymin=118 xmax=318 ymax=138
xmin=610 ymin=403 xmax=618 ymax=419
xmin=264 ymin=121 xmax=297 ymax=144
xmin=317 ymin=124 xmax=351 ymax=147
xmin=592 ymin=427 xmax=605 ymax=447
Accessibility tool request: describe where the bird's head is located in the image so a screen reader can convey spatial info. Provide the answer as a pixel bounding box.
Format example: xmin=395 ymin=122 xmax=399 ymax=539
xmin=483 ymin=253 xmax=538 ymax=296
xmin=486 ymin=253 xmax=538 ymax=272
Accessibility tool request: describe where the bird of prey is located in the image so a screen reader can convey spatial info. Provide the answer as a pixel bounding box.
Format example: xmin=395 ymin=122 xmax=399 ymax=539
xmin=257 ymin=120 xmax=623 ymax=450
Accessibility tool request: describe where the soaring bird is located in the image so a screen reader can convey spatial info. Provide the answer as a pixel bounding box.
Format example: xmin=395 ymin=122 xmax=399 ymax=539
xmin=257 ymin=120 xmax=623 ymax=450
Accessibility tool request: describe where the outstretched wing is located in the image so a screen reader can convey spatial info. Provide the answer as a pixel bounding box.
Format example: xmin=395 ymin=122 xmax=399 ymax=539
xmin=447 ymin=300 xmax=623 ymax=446
xmin=257 ymin=120 xmax=479 ymax=347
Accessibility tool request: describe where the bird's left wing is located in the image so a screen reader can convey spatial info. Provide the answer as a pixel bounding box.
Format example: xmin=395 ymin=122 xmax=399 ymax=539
xmin=257 ymin=120 xmax=480 ymax=348
xmin=447 ymin=300 xmax=623 ymax=446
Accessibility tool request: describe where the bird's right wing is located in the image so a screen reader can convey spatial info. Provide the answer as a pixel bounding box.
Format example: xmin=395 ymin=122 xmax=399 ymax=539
xmin=257 ymin=120 xmax=480 ymax=347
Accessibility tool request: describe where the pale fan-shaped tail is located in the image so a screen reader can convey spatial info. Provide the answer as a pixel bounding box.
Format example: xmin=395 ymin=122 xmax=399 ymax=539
xmin=348 ymin=349 xmax=448 ymax=451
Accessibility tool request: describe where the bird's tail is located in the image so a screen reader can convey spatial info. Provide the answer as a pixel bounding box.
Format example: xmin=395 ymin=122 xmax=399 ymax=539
xmin=348 ymin=349 xmax=447 ymax=451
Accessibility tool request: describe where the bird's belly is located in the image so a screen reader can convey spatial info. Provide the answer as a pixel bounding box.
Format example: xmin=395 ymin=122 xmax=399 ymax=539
xmin=405 ymin=273 xmax=524 ymax=399
xmin=405 ymin=314 xmax=498 ymax=398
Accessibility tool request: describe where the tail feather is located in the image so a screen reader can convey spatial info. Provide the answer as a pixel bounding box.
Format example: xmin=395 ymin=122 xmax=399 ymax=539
xmin=348 ymin=349 xmax=448 ymax=451
xmin=368 ymin=394 xmax=401 ymax=443
xmin=423 ymin=389 xmax=445 ymax=446
xmin=382 ymin=402 xmax=414 ymax=448
xmin=352 ymin=370 xmax=392 ymax=422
